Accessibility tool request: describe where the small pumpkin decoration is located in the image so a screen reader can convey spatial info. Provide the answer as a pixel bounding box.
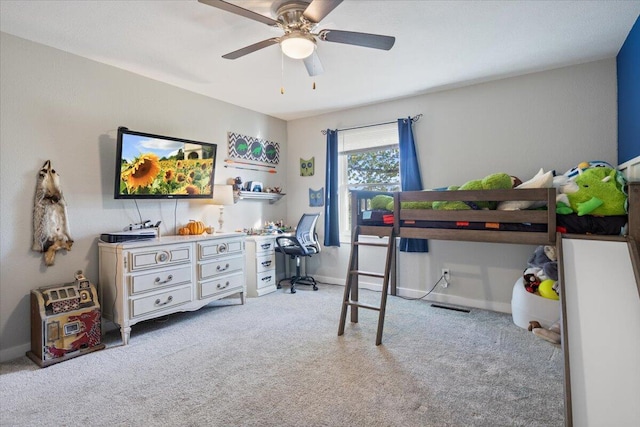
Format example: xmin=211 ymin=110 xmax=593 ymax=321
xmin=205 ymin=226 xmax=214 ymax=234
xmin=186 ymin=220 xmax=205 ymax=235
xmin=178 ymin=226 xmax=191 ymax=235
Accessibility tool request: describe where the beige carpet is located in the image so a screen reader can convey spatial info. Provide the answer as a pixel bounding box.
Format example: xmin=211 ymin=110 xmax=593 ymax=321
xmin=0 ymin=283 xmax=564 ymax=426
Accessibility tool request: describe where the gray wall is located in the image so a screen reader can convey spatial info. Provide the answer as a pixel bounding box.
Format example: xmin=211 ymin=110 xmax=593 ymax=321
xmin=0 ymin=31 xmax=619 ymax=362
xmin=0 ymin=33 xmax=288 ymax=361
xmin=286 ymin=59 xmax=618 ymax=311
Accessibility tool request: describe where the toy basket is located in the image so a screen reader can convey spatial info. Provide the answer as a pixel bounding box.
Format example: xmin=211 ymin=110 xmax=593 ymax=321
xmin=511 ymin=277 xmax=560 ymax=329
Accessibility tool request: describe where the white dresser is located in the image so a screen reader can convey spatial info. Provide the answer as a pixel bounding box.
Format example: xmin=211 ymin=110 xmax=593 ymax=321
xmin=98 ymin=233 xmax=246 ymax=344
xmin=245 ymin=235 xmax=278 ymax=297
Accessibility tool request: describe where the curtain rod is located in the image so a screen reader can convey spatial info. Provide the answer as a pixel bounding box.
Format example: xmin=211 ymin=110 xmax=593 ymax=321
xmin=321 ymin=114 xmax=422 ymax=135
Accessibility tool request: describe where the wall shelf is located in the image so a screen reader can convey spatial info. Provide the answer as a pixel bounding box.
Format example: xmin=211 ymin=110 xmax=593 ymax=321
xmin=237 ymin=191 xmax=285 ymax=204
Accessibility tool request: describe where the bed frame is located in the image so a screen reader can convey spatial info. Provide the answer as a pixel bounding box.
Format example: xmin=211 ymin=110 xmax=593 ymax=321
xmin=394 ymin=188 xmax=557 ymax=245
xmin=350 ymin=183 xmax=640 ymax=306
xmin=348 ymin=182 xmax=640 ymax=427
xmin=352 ymin=182 xmax=638 ymax=249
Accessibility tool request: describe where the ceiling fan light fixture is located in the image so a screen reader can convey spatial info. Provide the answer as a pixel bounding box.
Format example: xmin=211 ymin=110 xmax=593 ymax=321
xmin=280 ymin=33 xmax=316 ymax=59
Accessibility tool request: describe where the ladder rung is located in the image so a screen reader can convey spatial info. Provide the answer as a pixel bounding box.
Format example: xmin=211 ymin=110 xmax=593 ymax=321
xmin=349 ymin=270 xmax=384 ymax=278
xmin=345 ymin=301 xmax=381 ymax=311
xmin=353 ymin=242 xmax=388 ymax=247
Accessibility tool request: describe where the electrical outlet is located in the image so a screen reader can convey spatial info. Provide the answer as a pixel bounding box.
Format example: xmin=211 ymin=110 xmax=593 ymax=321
xmin=441 ymin=268 xmax=450 ymax=288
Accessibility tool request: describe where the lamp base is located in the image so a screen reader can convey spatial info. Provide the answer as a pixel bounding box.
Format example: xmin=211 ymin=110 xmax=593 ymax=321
xmin=217 ymin=206 xmax=225 ymax=232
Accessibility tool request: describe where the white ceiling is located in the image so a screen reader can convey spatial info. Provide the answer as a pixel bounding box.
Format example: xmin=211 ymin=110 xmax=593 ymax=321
xmin=1 ymin=0 xmax=639 ymax=121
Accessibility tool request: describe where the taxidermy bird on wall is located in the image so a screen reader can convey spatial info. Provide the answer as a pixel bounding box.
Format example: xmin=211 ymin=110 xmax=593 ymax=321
xmin=32 ymin=160 xmax=73 ymax=266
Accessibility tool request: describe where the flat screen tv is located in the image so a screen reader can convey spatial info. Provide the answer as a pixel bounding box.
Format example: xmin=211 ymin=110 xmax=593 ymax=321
xmin=114 ymin=127 xmax=217 ymax=199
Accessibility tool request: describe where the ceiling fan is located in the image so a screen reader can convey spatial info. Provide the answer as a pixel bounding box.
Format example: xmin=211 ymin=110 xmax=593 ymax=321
xmin=197 ymin=0 xmax=396 ymax=76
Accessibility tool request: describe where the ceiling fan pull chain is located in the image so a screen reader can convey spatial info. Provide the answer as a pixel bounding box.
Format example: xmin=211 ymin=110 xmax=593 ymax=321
xmin=280 ymin=50 xmax=285 ymax=95
xmin=312 ymin=47 xmax=316 ymax=90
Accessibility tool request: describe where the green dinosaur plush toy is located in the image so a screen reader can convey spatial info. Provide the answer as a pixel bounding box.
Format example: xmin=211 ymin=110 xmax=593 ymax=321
xmin=558 ymin=166 xmax=627 ymax=216
xmin=432 ymin=172 xmax=514 ymax=210
xmin=371 ymin=194 xmax=394 ymax=210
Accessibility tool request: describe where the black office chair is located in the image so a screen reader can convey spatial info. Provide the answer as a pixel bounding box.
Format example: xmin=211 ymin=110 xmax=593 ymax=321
xmin=275 ymin=213 xmax=321 ymax=293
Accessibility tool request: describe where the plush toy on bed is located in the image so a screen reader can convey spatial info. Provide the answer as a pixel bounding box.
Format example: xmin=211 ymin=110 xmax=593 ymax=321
xmin=431 ymin=172 xmax=514 ymax=210
xmin=555 ymin=162 xmax=627 ymax=216
xmin=497 ymin=168 xmax=554 ymax=211
xmin=371 ymin=194 xmax=394 ymax=211
xmin=372 ymin=172 xmax=517 ymax=211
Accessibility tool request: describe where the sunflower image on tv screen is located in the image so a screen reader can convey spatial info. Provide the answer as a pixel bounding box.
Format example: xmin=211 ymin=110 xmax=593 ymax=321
xmin=119 ymin=136 xmax=215 ymax=196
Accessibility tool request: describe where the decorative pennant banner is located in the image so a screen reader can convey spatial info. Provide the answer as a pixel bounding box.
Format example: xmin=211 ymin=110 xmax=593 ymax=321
xmin=228 ymin=132 xmax=280 ymax=165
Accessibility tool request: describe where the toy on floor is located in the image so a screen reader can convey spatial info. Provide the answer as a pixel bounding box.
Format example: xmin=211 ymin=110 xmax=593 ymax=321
xmin=523 ymin=245 xmax=559 ymax=295
xmin=538 ymin=280 xmax=560 ymax=300
xmin=528 ymin=320 xmax=561 ymax=345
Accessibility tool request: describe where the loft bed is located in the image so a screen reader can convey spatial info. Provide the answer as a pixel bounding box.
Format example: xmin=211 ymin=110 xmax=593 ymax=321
xmin=351 ymin=183 xmax=639 ymax=293
xmin=394 ymin=188 xmax=558 ymax=245
xmin=352 ymin=183 xmax=638 ymax=246
xmin=347 ymin=183 xmax=639 ymax=427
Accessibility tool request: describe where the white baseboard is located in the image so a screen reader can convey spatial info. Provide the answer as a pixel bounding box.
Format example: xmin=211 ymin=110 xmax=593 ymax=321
xmin=0 ymin=343 xmax=30 ymax=363
xmin=397 ymin=287 xmax=512 ymax=314
xmin=313 ymin=275 xmax=512 ymax=314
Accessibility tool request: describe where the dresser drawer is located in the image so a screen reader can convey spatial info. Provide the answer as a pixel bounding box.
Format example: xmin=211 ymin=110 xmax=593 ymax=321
xmin=256 ymin=253 xmax=276 ymax=274
xmin=256 ymin=270 xmax=276 ymax=290
xmin=199 ymin=272 xmax=244 ymax=299
xmin=256 ymin=239 xmax=275 ymax=254
xmin=129 ymin=265 xmax=192 ymax=295
xmin=198 ymin=238 xmax=244 ymax=261
xmin=199 ymin=255 xmax=244 ymax=280
xmin=127 ymin=245 xmax=191 ymax=272
xmin=130 ymin=285 xmax=192 ymax=318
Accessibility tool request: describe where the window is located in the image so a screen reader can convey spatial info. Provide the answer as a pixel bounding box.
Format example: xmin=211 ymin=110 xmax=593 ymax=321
xmin=338 ymin=123 xmax=400 ymax=240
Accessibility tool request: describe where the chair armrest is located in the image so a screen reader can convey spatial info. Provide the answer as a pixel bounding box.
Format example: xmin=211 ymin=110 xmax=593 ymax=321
xmin=276 ymin=235 xmax=311 ymax=256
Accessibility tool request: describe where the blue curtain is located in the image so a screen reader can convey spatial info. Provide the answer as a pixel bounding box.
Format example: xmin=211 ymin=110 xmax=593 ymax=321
xmin=398 ymin=118 xmax=429 ymax=252
xmin=324 ymin=129 xmax=340 ymax=247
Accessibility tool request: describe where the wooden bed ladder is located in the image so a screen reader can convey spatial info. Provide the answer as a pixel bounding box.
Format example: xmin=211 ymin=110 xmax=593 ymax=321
xmin=338 ymin=225 xmax=396 ymax=345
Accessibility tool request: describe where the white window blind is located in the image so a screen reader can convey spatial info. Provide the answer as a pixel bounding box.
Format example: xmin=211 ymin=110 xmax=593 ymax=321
xmin=338 ymin=123 xmax=398 ymax=154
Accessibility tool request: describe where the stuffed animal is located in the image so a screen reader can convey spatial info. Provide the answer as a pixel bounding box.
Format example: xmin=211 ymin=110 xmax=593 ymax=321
xmin=523 ymin=268 xmax=542 ymax=293
xmin=555 ymin=162 xmax=627 ymax=216
xmin=522 ymin=245 xmax=558 ymax=295
xmin=371 ymin=194 xmax=394 ymax=210
xmin=432 ymin=172 xmax=514 ymax=210
xmin=562 ymin=160 xmax=612 ymax=180
xmin=528 ymin=320 xmax=561 ymax=345
xmin=32 ymin=160 xmax=73 ymax=266
xmin=527 ymin=245 xmax=558 ymax=282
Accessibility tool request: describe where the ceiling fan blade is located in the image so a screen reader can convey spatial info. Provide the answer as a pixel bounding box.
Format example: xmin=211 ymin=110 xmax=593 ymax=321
xmin=222 ymin=38 xmax=279 ymax=60
xmin=303 ymin=0 xmax=343 ymax=23
xmin=318 ymin=29 xmax=395 ymax=50
xmin=198 ymin=0 xmax=279 ymax=26
xmin=303 ymin=50 xmax=324 ymax=76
